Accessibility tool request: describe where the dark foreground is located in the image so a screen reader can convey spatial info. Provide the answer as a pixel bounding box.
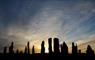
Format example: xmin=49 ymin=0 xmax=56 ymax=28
xmin=0 ymin=53 xmax=95 ymax=60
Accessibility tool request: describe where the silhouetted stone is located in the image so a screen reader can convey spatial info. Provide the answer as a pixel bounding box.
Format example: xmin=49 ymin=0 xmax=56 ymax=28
xmin=16 ymin=49 xmax=19 ymax=54
xmin=61 ymin=42 xmax=68 ymax=55
xmin=19 ymin=51 xmax=23 ymax=55
xmin=9 ymin=42 xmax=14 ymax=54
xmin=78 ymin=49 xmax=81 ymax=54
xmin=27 ymin=41 xmax=30 ymax=54
xmin=48 ymin=38 xmax=52 ymax=54
xmin=32 ymin=45 xmax=35 ymax=54
xmin=61 ymin=44 xmax=63 ymax=54
xmin=3 ymin=46 xmax=7 ymax=54
xmin=24 ymin=46 xmax=28 ymax=54
xmin=41 ymin=41 xmax=45 ymax=54
xmin=54 ymin=38 xmax=60 ymax=54
xmin=86 ymin=45 xmax=94 ymax=56
xmin=72 ymin=42 xmax=78 ymax=55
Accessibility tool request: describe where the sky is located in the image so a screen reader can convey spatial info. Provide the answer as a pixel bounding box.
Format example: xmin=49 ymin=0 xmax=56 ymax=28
xmin=0 ymin=0 xmax=95 ymax=53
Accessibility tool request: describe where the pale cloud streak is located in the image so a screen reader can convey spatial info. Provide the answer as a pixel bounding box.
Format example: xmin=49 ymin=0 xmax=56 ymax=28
xmin=0 ymin=0 xmax=95 ymax=52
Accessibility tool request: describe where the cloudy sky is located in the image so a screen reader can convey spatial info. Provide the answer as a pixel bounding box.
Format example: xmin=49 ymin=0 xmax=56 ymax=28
xmin=0 ymin=0 xmax=95 ymax=53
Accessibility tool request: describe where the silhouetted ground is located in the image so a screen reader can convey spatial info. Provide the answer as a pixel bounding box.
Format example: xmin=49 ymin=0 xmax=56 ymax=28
xmin=0 ymin=53 xmax=95 ymax=60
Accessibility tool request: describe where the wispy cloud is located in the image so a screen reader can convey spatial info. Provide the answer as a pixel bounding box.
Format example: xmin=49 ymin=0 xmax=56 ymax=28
xmin=0 ymin=0 xmax=95 ymax=52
